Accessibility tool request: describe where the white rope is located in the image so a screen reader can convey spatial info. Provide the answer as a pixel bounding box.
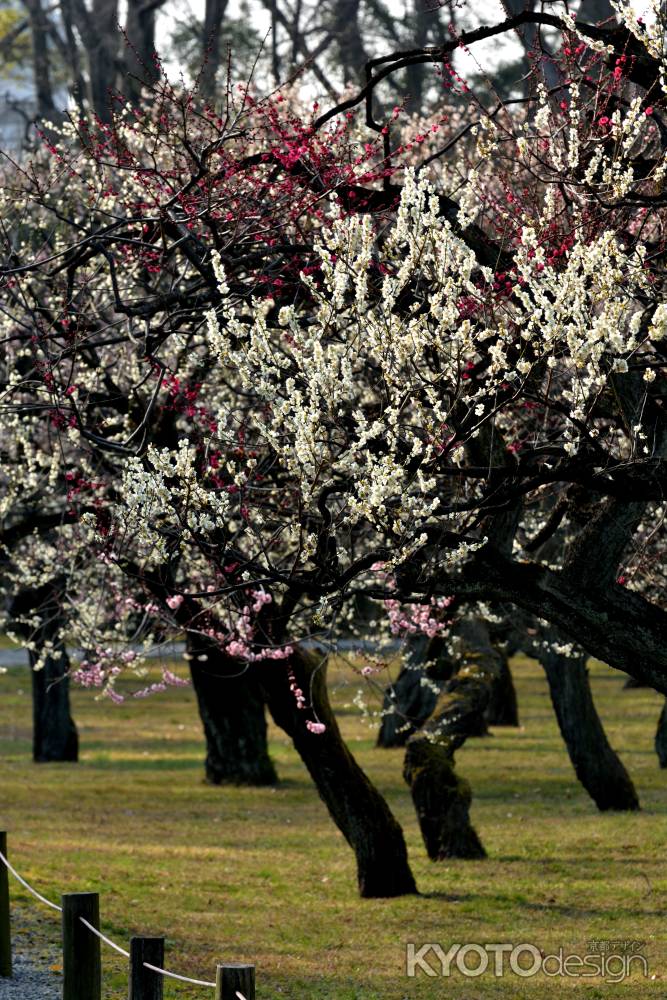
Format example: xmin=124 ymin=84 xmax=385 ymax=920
xmin=0 ymin=849 xmax=62 ymax=912
xmin=0 ymin=846 xmax=216 ymax=987
xmin=142 ymin=962 xmax=216 ymax=988
xmin=79 ymin=918 xmax=130 ymax=957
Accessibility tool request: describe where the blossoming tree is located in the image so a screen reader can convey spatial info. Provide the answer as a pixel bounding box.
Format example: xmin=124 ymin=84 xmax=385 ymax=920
xmin=1 ymin=0 xmax=666 ymax=893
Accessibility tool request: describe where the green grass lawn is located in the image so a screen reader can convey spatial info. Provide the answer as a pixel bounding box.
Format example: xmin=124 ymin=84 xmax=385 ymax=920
xmin=0 ymin=655 xmax=665 ymax=998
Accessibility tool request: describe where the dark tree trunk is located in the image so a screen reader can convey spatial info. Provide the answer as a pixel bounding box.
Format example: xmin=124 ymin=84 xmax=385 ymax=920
xmin=539 ymin=640 xmax=639 ymax=811
xmin=260 ymin=647 xmax=417 ymax=898
xmin=333 ymin=0 xmax=369 ymax=86
xmin=9 ymin=583 xmax=78 ymax=763
xmin=59 ymin=0 xmax=87 ymax=113
xmin=70 ymin=0 xmax=118 ymax=122
xmin=199 ymin=0 xmax=229 ymax=100
xmin=403 ymin=741 xmax=485 ymax=860
xmin=377 ymin=635 xmax=455 ymax=748
xmin=22 ymin=0 xmax=58 ymax=119
xmin=124 ymin=0 xmax=161 ymax=104
xmin=655 ymin=701 xmax=667 ymax=769
xmin=187 ymin=635 xmax=277 ymax=786
xmin=484 ymin=651 xmax=519 ymax=727
xmin=30 ymin=640 xmax=78 ymax=763
xmin=405 ymin=0 xmax=430 ymax=113
xmin=403 ymin=618 xmax=499 ymax=861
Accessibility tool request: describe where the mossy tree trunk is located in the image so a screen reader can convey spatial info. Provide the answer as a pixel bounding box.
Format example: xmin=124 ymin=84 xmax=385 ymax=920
xmin=377 ymin=635 xmax=456 ymax=748
xmin=538 ymin=635 xmax=639 ymax=811
xmin=187 ymin=635 xmax=277 ymax=786
xmin=260 ymin=647 xmax=418 ymax=898
xmin=403 ymin=618 xmax=502 ymax=861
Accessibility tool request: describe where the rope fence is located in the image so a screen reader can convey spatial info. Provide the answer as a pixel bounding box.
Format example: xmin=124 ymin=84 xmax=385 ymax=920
xmin=0 ymin=832 xmax=254 ymax=1000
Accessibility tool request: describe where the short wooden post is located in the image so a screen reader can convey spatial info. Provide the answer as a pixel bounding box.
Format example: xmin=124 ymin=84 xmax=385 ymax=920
xmin=62 ymin=892 xmax=101 ymax=1000
xmin=216 ymin=963 xmax=255 ymax=1000
xmin=0 ymin=833 xmax=11 ymax=978
xmin=129 ymin=936 xmax=164 ymax=1000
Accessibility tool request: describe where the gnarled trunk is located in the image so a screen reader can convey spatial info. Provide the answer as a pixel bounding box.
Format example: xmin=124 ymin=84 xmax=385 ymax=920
xmin=403 ymin=740 xmax=485 ymax=860
xmin=404 ymin=618 xmax=500 ymax=861
xmin=377 ymin=635 xmax=455 ymax=748
xmin=260 ymin=647 xmax=417 ymax=898
xmin=187 ymin=635 xmax=277 ymax=786
xmin=539 ymin=639 xmax=639 ymax=811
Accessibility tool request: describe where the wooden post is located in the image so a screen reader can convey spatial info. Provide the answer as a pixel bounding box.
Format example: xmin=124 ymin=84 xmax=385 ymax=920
xmin=216 ymin=963 xmax=255 ymax=1000
xmin=129 ymin=936 xmax=164 ymax=1000
xmin=62 ymin=892 xmax=101 ymax=1000
xmin=0 ymin=833 xmax=11 ymax=978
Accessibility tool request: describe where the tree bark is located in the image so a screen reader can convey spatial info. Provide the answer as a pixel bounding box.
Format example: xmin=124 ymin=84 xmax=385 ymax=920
xmin=199 ymin=0 xmax=229 ymax=100
xmin=377 ymin=635 xmax=455 ymax=748
xmin=656 ymin=701 xmax=667 ymax=769
xmin=538 ymin=638 xmax=639 ymax=810
xmin=124 ymin=0 xmax=162 ymax=104
xmin=451 ymin=548 xmax=667 ymax=694
xmin=260 ymin=647 xmax=417 ymax=897
xmin=30 ymin=639 xmax=78 ymax=763
xmin=403 ymin=740 xmax=485 ymax=860
xmin=59 ymin=0 xmax=87 ymax=113
xmin=484 ymin=650 xmax=519 ymax=727
xmin=403 ymin=618 xmax=500 ymax=861
xmin=22 ymin=0 xmax=58 ymax=120
xmin=9 ymin=583 xmax=78 ymax=763
xmin=333 ymin=0 xmax=369 ymax=86
xmin=405 ymin=0 xmax=430 ymax=113
xmin=187 ymin=635 xmax=277 ymax=786
xmin=69 ymin=0 xmax=118 ymax=121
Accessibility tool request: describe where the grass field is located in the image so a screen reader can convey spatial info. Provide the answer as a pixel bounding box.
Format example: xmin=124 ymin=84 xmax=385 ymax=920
xmin=0 ymin=654 xmax=665 ymax=998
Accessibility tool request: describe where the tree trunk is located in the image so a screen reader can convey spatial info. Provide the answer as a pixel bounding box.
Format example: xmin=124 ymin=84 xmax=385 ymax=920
xmin=403 ymin=740 xmax=485 ymax=860
xmin=333 ymin=0 xmax=369 ymax=86
xmin=70 ymin=0 xmax=118 ymax=122
xmin=656 ymin=701 xmax=667 ymax=769
xmin=199 ymin=0 xmax=229 ymax=100
xmin=30 ymin=639 xmax=78 ymax=762
xmin=59 ymin=0 xmax=87 ymax=113
xmin=405 ymin=0 xmax=430 ymax=113
xmin=124 ymin=0 xmax=161 ymax=104
xmin=22 ymin=0 xmax=58 ymax=120
xmin=539 ymin=639 xmax=639 ymax=811
xmin=377 ymin=635 xmax=455 ymax=748
xmin=187 ymin=635 xmax=277 ymax=786
xmin=484 ymin=650 xmax=519 ymax=727
xmin=260 ymin=647 xmax=417 ymax=898
xmin=403 ymin=618 xmax=499 ymax=861
xmin=9 ymin=583 xmax=78 ymax=763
